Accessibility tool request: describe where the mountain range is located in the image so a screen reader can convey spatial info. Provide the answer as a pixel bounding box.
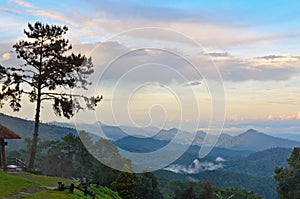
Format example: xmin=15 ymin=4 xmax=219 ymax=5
xmin=1 ymin=112 xmax=299 ymax=152
xmin=0 ymin=112 xmax=298 ymax=199
xmin=50 ymin=119 xmax=300 ymax=152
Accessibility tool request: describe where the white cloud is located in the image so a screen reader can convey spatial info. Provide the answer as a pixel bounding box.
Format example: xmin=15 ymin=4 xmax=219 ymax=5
xmin=216 ymin=157 xmax=226 ymax=162
xmin=164 ymin=159 xmax=224 ymax=174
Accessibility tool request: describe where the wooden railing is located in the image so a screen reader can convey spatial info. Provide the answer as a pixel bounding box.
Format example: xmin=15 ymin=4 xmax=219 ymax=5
xmin=58 ymin=182 xmax=96 ymax=198
xmin=6 ymin=157 xmax=26 ymax=170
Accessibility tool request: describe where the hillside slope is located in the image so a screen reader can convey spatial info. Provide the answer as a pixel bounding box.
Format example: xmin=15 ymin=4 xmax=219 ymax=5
xmin=155 ymin=170 xmax=277 ymax=199
xmin=224 ymin=147 xmax=292 ymax=177
xmin=0 ymin=113 xmax=78 ymax=150
xmin=0 ymin=171 xmax=119 ymax=199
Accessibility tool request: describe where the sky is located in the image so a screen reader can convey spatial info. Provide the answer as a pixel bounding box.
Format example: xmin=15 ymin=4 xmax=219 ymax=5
xmin=0 ymin=0 xmax=300 ymax=136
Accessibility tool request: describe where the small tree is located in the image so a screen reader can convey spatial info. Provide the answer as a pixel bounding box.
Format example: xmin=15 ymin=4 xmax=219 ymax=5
xmin=199 ymin=181 xmax=216 ymax=199
xmin=176 ymin=182 xmax=197 ymax=199
xmin=0 ymin=22 xmax=101 ymax=169
xmin=274 ymin=147 xmax=300 ymax=199
xmin=111 ymin=169 xmax=136 ymax=199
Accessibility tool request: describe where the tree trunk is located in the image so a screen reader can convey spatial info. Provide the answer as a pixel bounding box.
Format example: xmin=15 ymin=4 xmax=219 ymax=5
xmin=29 ymin=39 xmax=43 ymax=170
xmin=1 ymin=139 xmax=6 ymax=171
xmin=28 ymin=87 xmax=42 ymax=169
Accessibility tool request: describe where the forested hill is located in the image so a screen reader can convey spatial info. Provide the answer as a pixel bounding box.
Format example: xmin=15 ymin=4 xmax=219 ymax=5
xmin=0 ymin=113 xmax=77 ymax=150
xmin=224 ymin=147 xmax=292 ymax=177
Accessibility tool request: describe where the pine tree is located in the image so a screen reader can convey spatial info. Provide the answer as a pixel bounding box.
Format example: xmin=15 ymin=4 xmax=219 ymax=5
xmin=0 ymin=22 xmax=102 ymax=169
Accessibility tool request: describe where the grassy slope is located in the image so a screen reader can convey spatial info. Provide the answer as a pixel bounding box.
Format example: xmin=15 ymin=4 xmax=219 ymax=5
xmin=0 ymin=171 xmax=40 ymax=196
xmin=12 ymin=172 xmax=76 ymax=186
xmin=0 ymin=171 xmax=120 ymax=199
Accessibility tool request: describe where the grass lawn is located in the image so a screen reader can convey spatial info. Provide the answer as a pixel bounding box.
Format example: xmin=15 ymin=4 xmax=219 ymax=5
xmin=25 ymin=190 xmax=84 ymax=199
xmin=12 ymin=172 xmax=76 ymax=187
xmin=0 ymin=171 xmax=120 ymax=199
xmin=0 ymin=171 xmax=40 ymax=197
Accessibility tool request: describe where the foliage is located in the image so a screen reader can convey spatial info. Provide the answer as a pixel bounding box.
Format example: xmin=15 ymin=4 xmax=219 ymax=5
xmin=199 ymin=181 xmax=216 ymax=199
xmin=111 ymin=170 xmax=136 ymax=199
xmin=89 ymin=184 xmax=121 ymax=199
xmin=217 ymin=187 xmax=262 ymax=199
xmin=134 ymin=172 xmax=164 ymax=199
xmin=174 ymin=182 xmax=197 ymax=199
xmin=216 ymin=191 xmax=234 ymax=199
xmin=157 ymin=178 xmax=262 ymax=199
xmin=274 ymin=147 xmax=300 ymax=199
xmin=155 ymin=170 xmax=276 ymax=199
xmin=43 ymin=131 xmax=126 ymax=182
xmin=0 ymin=21 xmax=101 ymax=169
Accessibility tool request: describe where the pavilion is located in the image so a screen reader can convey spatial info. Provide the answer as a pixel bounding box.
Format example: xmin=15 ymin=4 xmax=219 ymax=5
xmin=0 ymin=124 xmax=21 ymax=171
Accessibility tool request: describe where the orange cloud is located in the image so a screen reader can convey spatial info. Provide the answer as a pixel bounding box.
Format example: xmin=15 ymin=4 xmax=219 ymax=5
xmin=0 ymin=52 xmax=11 ymax=62
xmin=297 ymin=112 xmax=300 ymax=120
xmin=267 ymin=114 xmax=297 ymax=120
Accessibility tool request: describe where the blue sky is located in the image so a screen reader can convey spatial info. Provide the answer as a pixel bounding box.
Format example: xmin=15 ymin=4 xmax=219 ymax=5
xmin=0 ymin=0 xmax=300 ymax=136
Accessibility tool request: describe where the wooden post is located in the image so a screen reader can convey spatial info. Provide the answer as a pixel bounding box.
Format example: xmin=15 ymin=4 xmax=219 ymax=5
xmin=0 ymin=138 xmax=6 ymax=171
xmin=70 ymin=183 xmax=74 ymax=193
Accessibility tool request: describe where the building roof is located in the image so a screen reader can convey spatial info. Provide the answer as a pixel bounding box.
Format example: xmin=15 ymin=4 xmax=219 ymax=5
xmin=0 ymin=124 xmax=21 ymax=139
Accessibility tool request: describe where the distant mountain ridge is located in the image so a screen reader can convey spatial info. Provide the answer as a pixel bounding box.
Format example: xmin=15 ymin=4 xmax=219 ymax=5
xmin=49 ymin=120 xmax=300 ymax=151
xmin=216 ymin=129 xmax=300 ymax=151
xmin=1 ymin=113 xmax=299 ymax=152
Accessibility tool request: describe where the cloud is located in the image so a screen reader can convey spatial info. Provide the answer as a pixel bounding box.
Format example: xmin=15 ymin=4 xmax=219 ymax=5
xmin=72 ymin=41 xmax=300 ymax=83
xmin=184 ymin=81 xmax=201 ymax=87
xmin=215 ymin=157 xmax=226 ymax=162
xmin=0 ymin=52 xmax=11 ymax=62
xmin=164 ymin=159 xmax=224 ymax=174
xmin=3 ymin=0 xmax=300 ymax=48
xmin=211 ymin=54 xmax=300 ymax=81
xmin=267 ymin=114 xmax=296 ymax=120
xmin=297 ymin=112 xmax=300 ymax=120
xmin=256 ymin=55 xmax=285 ymax=60
xmin=2 ymin=32 xmax=298 ymax=84
xmin=249 ymin=55 xmax=300 ymax=68
xmin=206 ymin=52 xmax=230 ymax=57
xmin=10 ymin=0 xmax=37 ymax=9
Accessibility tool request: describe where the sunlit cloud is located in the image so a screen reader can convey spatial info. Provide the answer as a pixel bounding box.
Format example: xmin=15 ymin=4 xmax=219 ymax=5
xmin=0 ymin=52 xmax=11 ymax=62
xmin=247 ymin=55 xmax=300 ymax=68
xmin=10 ymin=0 xmax=36 ymax=9
xmin=267 ymin=114 xmax=296 ymax=120
xmin=297 ymin=112 xmax=300 ymax=120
